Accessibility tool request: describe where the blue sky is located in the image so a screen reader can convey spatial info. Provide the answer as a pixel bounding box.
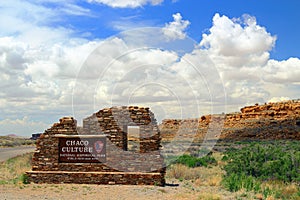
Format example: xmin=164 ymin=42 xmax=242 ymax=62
xmin=34 ymin=0 xmax=300 ymax=60
xmin=0 ymin=0 xmax=300 ymax=136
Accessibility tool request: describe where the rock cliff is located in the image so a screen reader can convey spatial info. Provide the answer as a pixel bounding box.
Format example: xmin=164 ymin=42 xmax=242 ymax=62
xmin=160 ymin=99 xmax=300 ymax=141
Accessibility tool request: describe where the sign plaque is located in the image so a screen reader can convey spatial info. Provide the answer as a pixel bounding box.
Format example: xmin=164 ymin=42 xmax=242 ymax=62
xmin=59 ymin=137 xmax=106 ymax=163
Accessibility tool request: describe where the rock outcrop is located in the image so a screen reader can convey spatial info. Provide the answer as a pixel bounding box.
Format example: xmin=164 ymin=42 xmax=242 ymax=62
xmin=160 ymin=99 xmax=300 ymax=141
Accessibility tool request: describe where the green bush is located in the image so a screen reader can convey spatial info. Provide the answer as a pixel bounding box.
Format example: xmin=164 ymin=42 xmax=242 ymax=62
xmin=222 ymin=141 xmax=300 ymax=182
xmin=20 ymin=174 xmax=29 ymax=184
xmin=221 ymin=173 xmax=260 ymax=192
xmin=169 ymin=153 xmax=216 ymax=168
xmin=222 ymin=141 xmax=300 ymax=193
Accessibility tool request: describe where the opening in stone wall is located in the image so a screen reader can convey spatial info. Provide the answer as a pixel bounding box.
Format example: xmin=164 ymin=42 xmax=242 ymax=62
xmin=127 ymin=126 xmax=140 ymax=152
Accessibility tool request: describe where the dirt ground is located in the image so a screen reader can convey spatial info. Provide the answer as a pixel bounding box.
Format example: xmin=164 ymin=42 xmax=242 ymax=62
xmin=0 ymin=179 xmax=239 ymax=200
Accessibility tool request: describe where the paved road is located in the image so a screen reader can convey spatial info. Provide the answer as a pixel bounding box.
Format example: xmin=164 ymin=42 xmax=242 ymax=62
xmin=0 ymin=146 xmax=35 ymax=162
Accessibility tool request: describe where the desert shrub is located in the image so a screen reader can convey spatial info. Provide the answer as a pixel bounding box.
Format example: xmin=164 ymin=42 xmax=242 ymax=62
xmin=222 ymin=173 xmax=260 ymax=192
xmin=0 ymin=136 xmax=35 ymax=147
xmin=222 ymin=141 xmax=300 ymax=183
xmin=169 ymin=154 xmax=217 ymax=168
xmin=20 ymin=174 xmax=29 ymax=184
xmin=222 ymin=141 xmax=300 ymax=197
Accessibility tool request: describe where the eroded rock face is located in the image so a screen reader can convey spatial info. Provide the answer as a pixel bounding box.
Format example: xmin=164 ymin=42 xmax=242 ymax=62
xmin=160 ymin=99 xmax=300 ymax=141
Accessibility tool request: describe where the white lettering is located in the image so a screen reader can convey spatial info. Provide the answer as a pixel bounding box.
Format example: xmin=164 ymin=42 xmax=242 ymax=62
xmin=65 ymin=140 xmax=89 ymax=146
xmin=60 ymin=147 xmax=93 ymax=153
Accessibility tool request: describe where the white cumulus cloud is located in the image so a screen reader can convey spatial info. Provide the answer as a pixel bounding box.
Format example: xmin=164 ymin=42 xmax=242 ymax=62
xmin=200 ymin=13 xmax=276 ymax=68
xmin=263 ymin=58 xmax=300 ymax=84
xmin=195 ymin=13 xmax=299 ymax=109
xmin=162 ymin=13 xmax=190 ymax=40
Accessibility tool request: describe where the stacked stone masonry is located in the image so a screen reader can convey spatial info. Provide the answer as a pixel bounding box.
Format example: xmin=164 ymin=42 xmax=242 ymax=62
xmin=27 ymin=106 xmax=165 ymax=186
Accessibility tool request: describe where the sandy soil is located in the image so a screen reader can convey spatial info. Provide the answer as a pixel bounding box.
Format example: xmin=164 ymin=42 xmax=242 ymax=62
xmin=0 ymin=179 xmax=238 ymax=200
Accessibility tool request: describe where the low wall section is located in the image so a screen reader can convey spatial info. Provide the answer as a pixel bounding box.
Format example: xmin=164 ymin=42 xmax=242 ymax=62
xmin=27 ymin=106 xmax=165 ymax=186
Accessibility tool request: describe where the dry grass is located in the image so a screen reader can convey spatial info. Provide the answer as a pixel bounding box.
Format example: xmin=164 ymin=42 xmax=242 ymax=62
xmin=167 ymin=164 xmax=202 ymax=180
xmin=207 ymin=175 xmax=222 ymax=186
xmin=0 ymin=153 xmax=32 ymax=184
xmin=281 ymin=183 xmax=299 ymax=196
xmin=260 ymin=180 xmax=300 ymax=199
xmin=255 ymin=193 xmax=264 ymax=200
xmin=197 ymin=193 xmax=221 ymax=200
xmin=194 ymin=178 xmax=203 ymax=186
xmin=166 ymin=153 xmax=224 ymax=185
xmin=166 ymin=164 xmax=224 ymax=182
xmin=265 ymin=196 xmax=276 ymax=200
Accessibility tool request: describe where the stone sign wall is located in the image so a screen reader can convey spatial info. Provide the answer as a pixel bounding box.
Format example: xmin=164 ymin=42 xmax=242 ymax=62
xmin=27 ymin=106 xmax=165 ymax=186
